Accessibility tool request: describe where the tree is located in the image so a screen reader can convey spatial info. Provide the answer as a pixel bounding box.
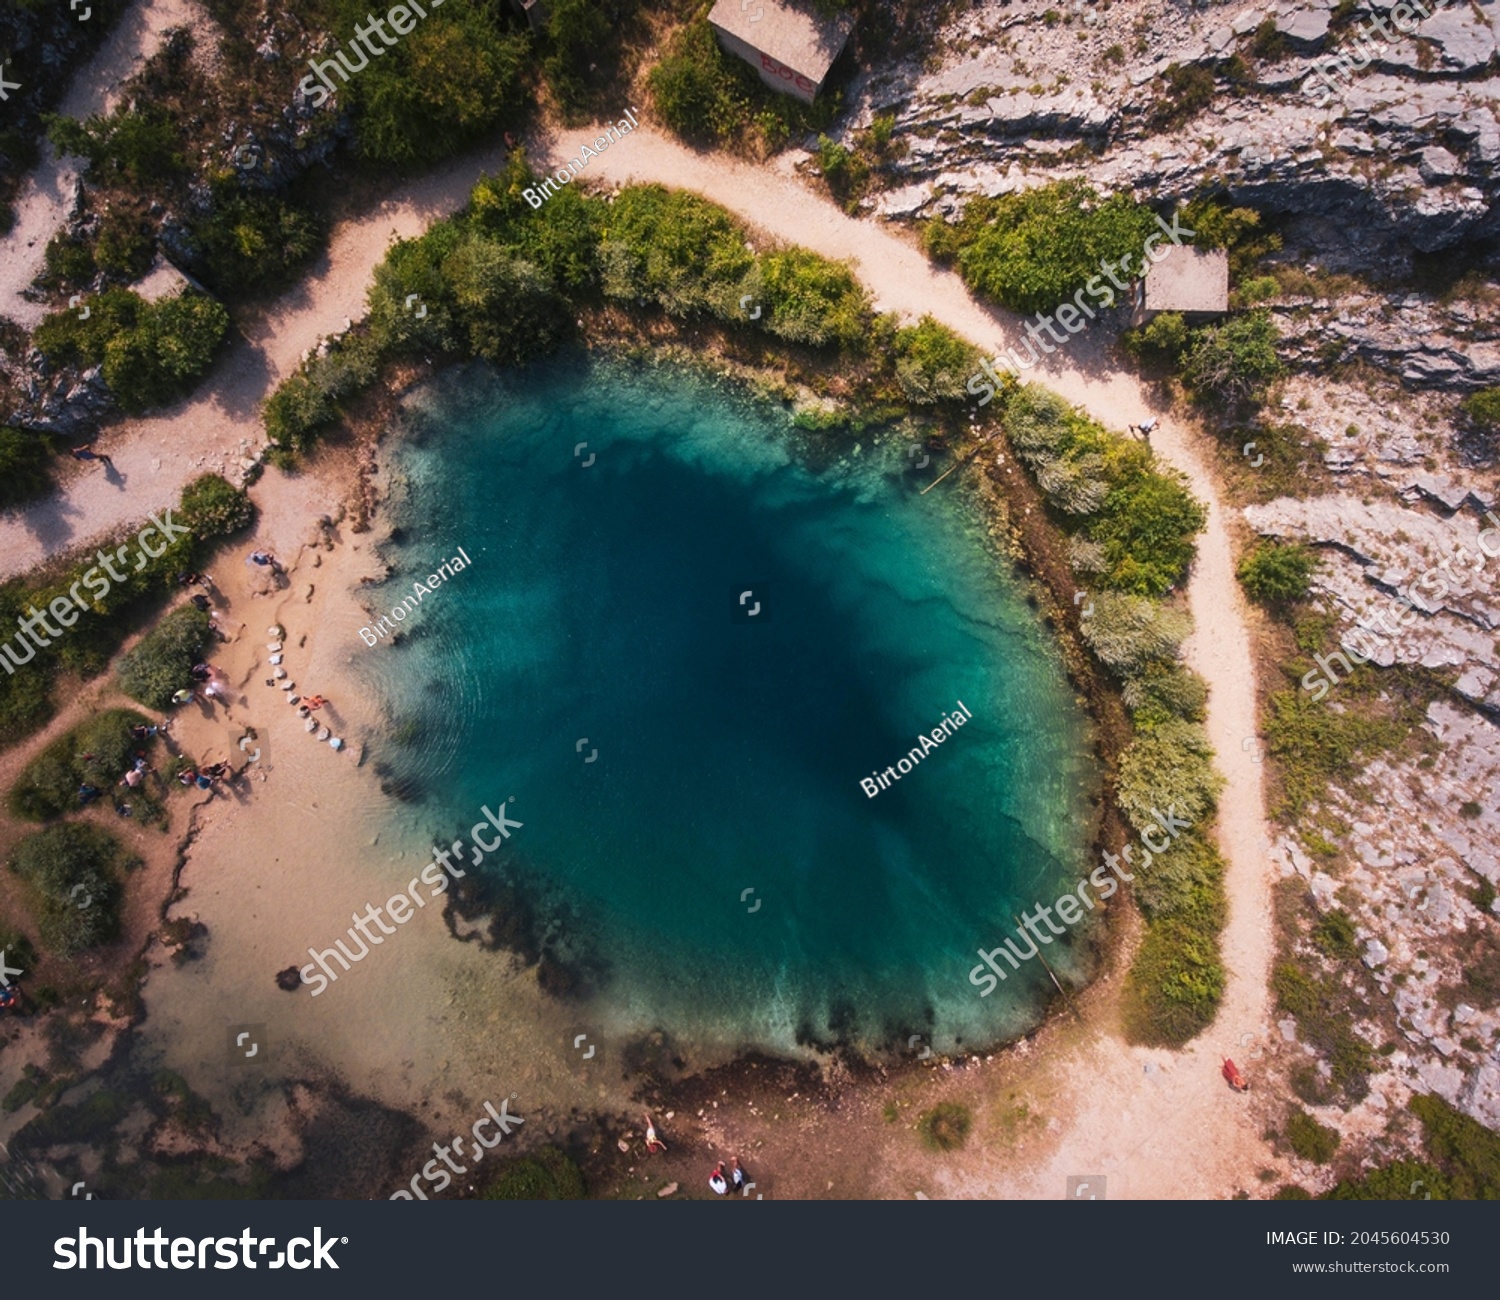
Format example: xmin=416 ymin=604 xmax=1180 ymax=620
xmin=758 ymin=247 xmax=871 ymax=348
xmin=1183 ymin=309 xmax=1283 ymax=406
xmin=101 ymin=290 xmax=230 ymax=415
xmin=1080 ymin=592 xmax=1192 ymax=674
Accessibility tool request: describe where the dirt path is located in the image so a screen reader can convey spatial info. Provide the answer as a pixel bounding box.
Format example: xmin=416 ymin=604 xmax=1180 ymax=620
xmin=0 ymin=111 xmax=1274 ymax=1196
xmin=0 ymin=0 xmax=205 ymax=329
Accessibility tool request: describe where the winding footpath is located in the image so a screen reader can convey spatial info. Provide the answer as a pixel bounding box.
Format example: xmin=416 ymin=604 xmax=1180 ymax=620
xmin=0 ymin=104 xmax=1274 ymax=1195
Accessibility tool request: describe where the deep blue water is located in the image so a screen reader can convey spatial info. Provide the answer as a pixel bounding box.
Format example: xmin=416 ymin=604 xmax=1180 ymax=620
xmin=358 ymin=355 xmax=1099 ymax=1053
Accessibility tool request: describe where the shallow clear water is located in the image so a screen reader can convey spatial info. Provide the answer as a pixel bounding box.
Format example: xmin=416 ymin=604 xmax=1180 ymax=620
xmin=357 ymin=355 xmax=1099 ymax=1054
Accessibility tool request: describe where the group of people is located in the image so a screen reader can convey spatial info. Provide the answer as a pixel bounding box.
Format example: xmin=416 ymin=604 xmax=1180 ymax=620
xmin=171 ymin=662 xmax=229 ymax=708
xmin=178 ymin=760 xmax=230 ymax=792
xmin=708 ymin=1157 xmax=749 ymax=1197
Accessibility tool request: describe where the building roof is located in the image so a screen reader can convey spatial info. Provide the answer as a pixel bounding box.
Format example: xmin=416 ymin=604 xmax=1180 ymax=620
xmin=1142 ymin=246 xmax=1229 ymax=314
xmin=707 ymin=0 xmax=855 ymax=83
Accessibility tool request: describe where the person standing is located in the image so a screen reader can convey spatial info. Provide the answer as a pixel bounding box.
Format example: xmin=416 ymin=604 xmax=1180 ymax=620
xmin=708 ymin=1161 xmax=728 ymax=1196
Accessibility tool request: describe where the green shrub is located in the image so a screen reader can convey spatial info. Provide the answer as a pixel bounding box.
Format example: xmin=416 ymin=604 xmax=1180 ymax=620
xmin=0 ymin=920 xmax=38 ymax=977
xmin=8 ymin=822 xmax=127 ymax=954
xmin=1462 ymin=388 xmax=1500 ymax=433
xmin=758 ymin=247 xmax=871 ymax=349
xmin=1133 ymin=833 xmax=1226 ymax=927
xmin=1183 ymin=309 xmax=1283 ymax=406
xmin=893 ymin=316 xmax=979 ymax=403
xmin=1090 ymin=456 xmax=1206 ymax=596
xmin=1122 ymin=912 xmax=1226 ymax=1046
xmin=468 ymin=154 xmax=605 ymax=291
xmin=101 ymin=290 xmax=229 ymax=415
xmin=1409 ymin=1093 xmax=1500 ymax=1198
xmin=116 ymin=605 xmax=210 ymax=709
xmin=42 ymin=232 xmax=97 ymax=287
xmin=1150 ymin=63 xmax=1217 ymax=128
xmin=47 ymin=106 xmax=187 ymax=187
xmin=0 ymin=428 xmax=55 ymax=510
xmin=1312 ymin=908 xmax=1360 ymax=960
xmin=34 ymin=288 xmax=228 ymax=415
xmin=1327 ymin=1159 xmax=1449 ymax=1200
xmin=187 ymin=188 xmax=324 ymax=299
xmin=543 ymin=0 xmax=613 ymax=114
xmin=1121 ymin=663 xmax=1208 ymax=724
xmin=7 ymin=708 xmax=154 ymax=822
xmin=1116 ymin=718 xmax=1223 ymax=835
xmin=916 ymin=1102 xmax=972 ymax=1151
xmin=340 ymin=3 xmax=531 ymax=166
xmin=178 ymin=472 xmax=253 ymax=537
xmin=1080 ymin=592 xmax=1192 ymax=675
xmin=1123 ymin=310 xmax=1187 ymax=365
xmin=925 ymin=179 xmax=1155 ymax=315
xmin=444 ymin=232 xmax=571 ymax=366
xmin=1286 ymin=1108 xmax=1341 ymax=1163
xmin=1238 ymin=540 xmax=1318 ymax=606
xmin=482 ymin=1146 xmax=585 ymax=1199
xmin=95 ymin=206 xmax=156 ymax=278
xmin=600 ymin=184 xmax=754 ymax=319
xmin=263 ymin=331 xmax=382 ymax=453
xmin=648 ymin=19 xmax=748 ymax=145
xmin=1272 ymin=960 xmax=1373 ymax=1100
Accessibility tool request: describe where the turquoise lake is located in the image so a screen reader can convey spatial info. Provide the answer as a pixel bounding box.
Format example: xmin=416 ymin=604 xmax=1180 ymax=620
xmin=359 ymin=356 xmax=1100 ymax=1054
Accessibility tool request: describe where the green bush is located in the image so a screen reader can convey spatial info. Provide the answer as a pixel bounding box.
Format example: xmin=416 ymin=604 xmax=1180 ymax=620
xmin=187 ymin=188 xmax=324 ymax=298
xmin=101 ymin=290 xmax=230 ymax=415
xmin=1462 ymin=387 xmax=1500 ymax=433
xmin=1121 ymin=663 xmax=1208 ymax=724
xmin=1272 ymin=960 xmax=1373 ymax=1101
xmin=469 ymin=154 xmax=605 ymax=291
xmin=925 ymin=179 xmax=1156 ymax=314
xmin=7 ymin=708 xmax=154 ymax=822
xmin=916 ymin=1102 xmax=972 ymax=1151
xmin=892 ymin=315 xmax=979 ymax=403
xmin=1183 ymin=309 xmax=1283 ymax=406
xmin=1080 ymin=592 xmax=1191 ymax=675
xmin=1327 ymin=1159 xmax=1448 ymax=1201
xmin=444 ymin=231 xmax=571 ymax=366
xmin=0 ymin=428 xmax=55 ymax=510
xmin=1238 ymin=540 xmax=1318 ymax=606
xmin=482 ymin=1146 xmax=585 ymax=1199
xmin=758 ymin=247 xmax=870 ymax=349
xmin=178 ymin=472 xmax=254 ymax=537
xmin=340 ymin=1 xmax=531 ymax=166
xmin=1123 ymin=310 xmax=1187 ymax=365
xmin=47 ymin=106 xmax=187 ymax=187
xmin=600 ymin=184 xmax=754 ymax=319
xmin=1116 ymin=718 xmax=1223 ymax=835
xmin=34 ymin=288 xmax=229 ymax=416
xmin=1409 ymin=1093 xmax=1500 ymax=1199
xmin=542 ymin=0 xmax=613 ymax=114
xmin=1133 ymin=833 xmax=1226 ymax=927
xmin=648 ymin=19 xmax=748 ymax=145
xmin=1312 ymin=908 xmax=1360 ymax=960
xmin=8 ymin=822 xmax=126 ymax=954
xmin=1286 ymin=1108 xmax=1341 ymax=1164
xmin=95 ymin=206 xmax=156 ymax=278
xmin=1122 ymin=912 xmax=1226 ymax=1046
xmin=0 ymin=920 xmax=38 ymax=977
xmin=116 ymin=605 xmax=210 ymax=709
xmin=1150 ymin=63 xmax=1216 ymax=128
xmin=42 ymin=232 xmax=97 ymax=288
xmin=263 ymin=332 xmax=382 ymax=453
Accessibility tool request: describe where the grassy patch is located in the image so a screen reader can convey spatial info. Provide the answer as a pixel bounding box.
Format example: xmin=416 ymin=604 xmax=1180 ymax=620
xmin=7 ymin=708 xmax=159 ymax=822
xmin=482 ymin=1146 xmax=586 ymax=1199
xmin=1286 ymin=1108 xmax=1341 ymax=1163
xmin=916 ymin=1101 xmax=972 ymax=1152
xmin=8 ymin=822 xmax=129 ymax=955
